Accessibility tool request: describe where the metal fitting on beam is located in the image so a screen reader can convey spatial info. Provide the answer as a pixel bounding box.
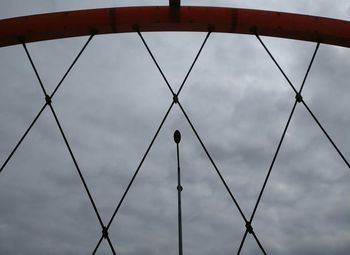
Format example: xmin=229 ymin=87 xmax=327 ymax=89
xmin=169 ymin=0 xmax=180 ymax=8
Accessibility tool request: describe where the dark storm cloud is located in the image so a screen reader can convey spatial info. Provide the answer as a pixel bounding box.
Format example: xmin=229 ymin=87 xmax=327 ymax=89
xmin=1 ymin=1 xmax=350 ymax=255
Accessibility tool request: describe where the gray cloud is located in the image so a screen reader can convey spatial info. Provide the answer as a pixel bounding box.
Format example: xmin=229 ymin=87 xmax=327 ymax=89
xmin=1 ymin=1 xmax=350 ymax=254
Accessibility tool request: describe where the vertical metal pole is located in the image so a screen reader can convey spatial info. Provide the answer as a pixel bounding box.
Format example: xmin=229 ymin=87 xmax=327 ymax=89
xmin=174 ymin=130 xmax=183 ymax=255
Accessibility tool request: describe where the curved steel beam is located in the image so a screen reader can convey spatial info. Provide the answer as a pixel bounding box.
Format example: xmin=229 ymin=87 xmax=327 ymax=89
xmin=1 ymin=6 xmax=350 ymax=48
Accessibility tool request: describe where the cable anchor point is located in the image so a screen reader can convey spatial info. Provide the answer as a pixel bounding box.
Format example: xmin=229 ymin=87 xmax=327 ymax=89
xmin=295 ymin=93 xmax=303 ymax=103
xmin=173 ymin=94 xmax=179 ymax=104
xmin=245 ymin=222 xmax=254 ymax=234
xmin=102 ymin=226 xmax=109 ymax=239
xmin=45 ymin=95 xmax=52 ymax=105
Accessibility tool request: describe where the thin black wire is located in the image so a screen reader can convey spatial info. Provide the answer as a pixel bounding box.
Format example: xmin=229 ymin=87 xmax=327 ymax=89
xmin=137 ymin=31 xmax=175 ymax=95
xmin=48 ymin=104 xmax=105 ymax=228
xmin=22 ymin=42 xmax=48 ymax=95
xmin=252 ymin=100 xmax=297 ymax=221
xmin=0 ymin=103 xmax=46 ymax=173
xmin=237 ymin=230 xmax=248 ymax=254
xmin=302 ymin=101 xmax=350 ymax=168
xmin=0 ymin=35 xmax=93 ymax=174
xmin=255 ymin=34 xmax=298 ymax=95
xmin=137 ymin=30 xmax=267 ymax=252
xmin=106 ymin=236 xmax=116 ymax=255
xmin=137 ymin=31 xmax=211 ymax=98
xmin=257 ymin=35 xmax=350 ymax=170
xmin=51 ymin=34 xmax=94 ymax=98
xmin=252 ymin=231 xmax=267 ymax=255
xmin=92 ymin=236 xmax=103 ymax=255
xmin=176 ymin=31 xmax=211 ymax=96
xmin=299 ymin=43 xmax=320 ymax=93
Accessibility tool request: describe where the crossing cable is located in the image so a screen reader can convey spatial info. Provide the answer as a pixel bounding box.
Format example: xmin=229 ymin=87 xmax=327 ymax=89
xmin=237 ymin=41 xmax=320 ymax=254
xmin=256 ymin=34 xmax=350 ymax=169
xmin=92 ymin=31 xmax=213 ymax=253
xmin=137 ymin=30 xmax=211 ymax=99
xmin=174 ymin=130 xmax=183 ymax=255
xmin=0 ymin=34 xmax=94 ymax=174
xmin=139 ymin=29 xmax=266 ymax=253
xmin=250 ymin=42 xmax=320 ymax=221
xmin=104 ymin=31 xmax=210 ymax=226
xmin=22 ymin=40 xmax=105 ymax=226
xmin=21 ymin=41 xmax=116 ymax=255
xmin=137 ymin=30 xmax=266 ymax=254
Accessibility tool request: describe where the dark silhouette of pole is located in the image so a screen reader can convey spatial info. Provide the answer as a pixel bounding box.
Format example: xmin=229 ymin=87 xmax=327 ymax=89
xmin=174 ymin=130 xmax=183 ymax=255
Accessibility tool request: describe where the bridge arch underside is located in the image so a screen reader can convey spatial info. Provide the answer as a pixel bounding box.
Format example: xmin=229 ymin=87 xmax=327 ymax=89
xmin=1 ymin=6 xmax=350 ymax=48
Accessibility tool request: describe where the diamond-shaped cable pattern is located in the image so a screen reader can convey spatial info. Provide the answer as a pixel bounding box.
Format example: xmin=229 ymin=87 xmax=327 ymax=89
xmin=0 ymin=34 xmax=94 ymax=173
xmin=256 ymin=35 xmax=350 ymax=170
xmin=92 ymin=30 xmax=213 ymax=253
xmin=137 ymin=31 xmax=266 ymax=254
xmin=20 ymin=38 xmax=117 ymax=255
xmin=1 ymin=29 xmax=349 ymax=255
xmin=237 ymin=39 xmax=321 ymax=254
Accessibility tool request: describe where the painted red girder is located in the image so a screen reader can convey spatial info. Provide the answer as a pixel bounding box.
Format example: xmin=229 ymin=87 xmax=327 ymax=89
xmin=1 ymin=6 xmax=350 ymax=48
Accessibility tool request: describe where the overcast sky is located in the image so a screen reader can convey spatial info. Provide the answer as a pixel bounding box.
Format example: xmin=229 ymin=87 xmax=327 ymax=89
xmin=1 ymin=1 xmax=350 ymax=254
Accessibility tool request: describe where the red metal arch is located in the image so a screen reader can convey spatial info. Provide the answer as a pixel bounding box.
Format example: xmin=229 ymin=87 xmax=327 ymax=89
xmin=1 ymin=6 xmax=350 ymax=48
